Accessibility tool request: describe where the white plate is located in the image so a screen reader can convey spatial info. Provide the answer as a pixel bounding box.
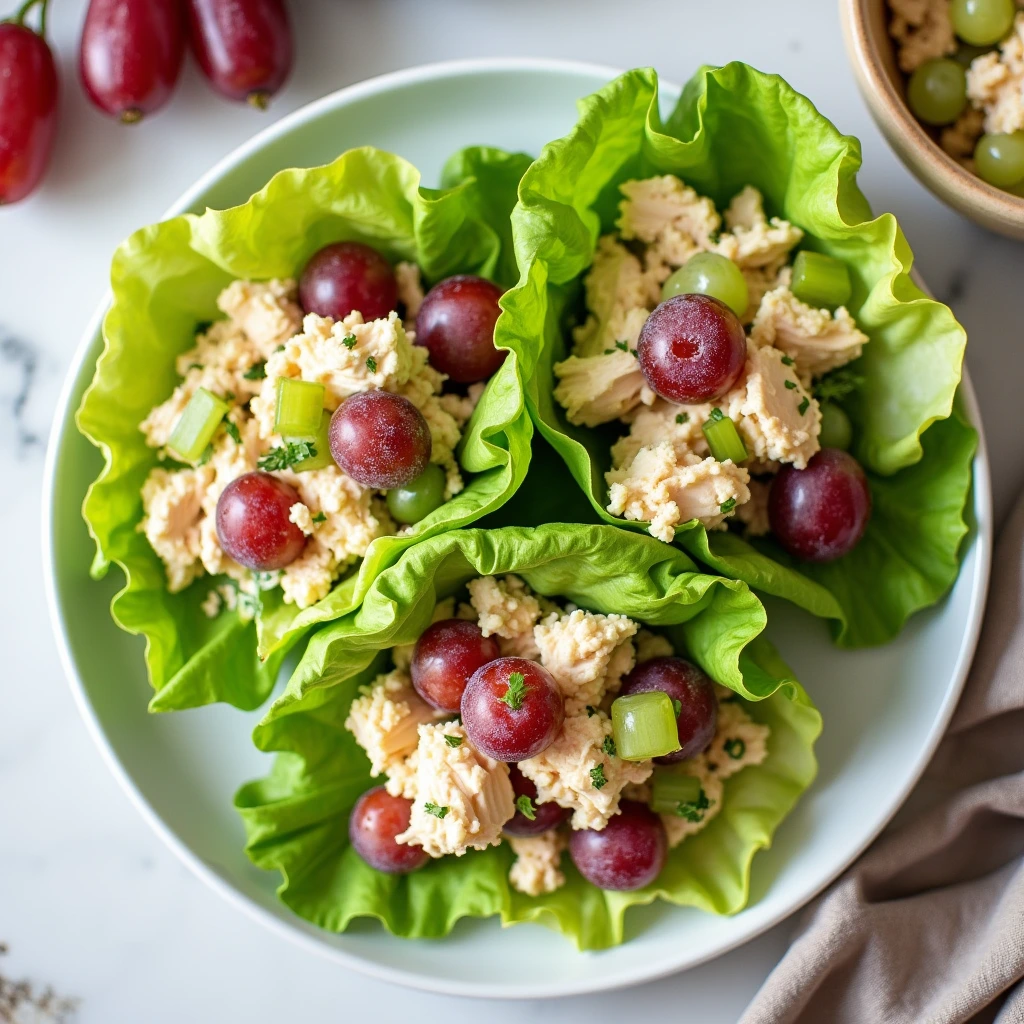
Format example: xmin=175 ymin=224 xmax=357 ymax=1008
xmin=42 ymin=58 xmax=991 ymax=1000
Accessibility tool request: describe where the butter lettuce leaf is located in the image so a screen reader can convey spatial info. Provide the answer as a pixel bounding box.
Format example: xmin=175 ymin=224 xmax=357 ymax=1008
xmin=238 ymin=523 xmax=820 ymax=949
xmin=506 ymin=65 xmax=975 ymax=647
xmin=77 ymin=145 xmax=534 ymax=713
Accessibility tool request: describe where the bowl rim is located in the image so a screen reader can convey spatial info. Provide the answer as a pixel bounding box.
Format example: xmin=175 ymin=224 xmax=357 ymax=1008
xmin=839 ymin=0 xmax=1024 ymax=227
xmin=41 ymin=56 xmax=993 ymax=999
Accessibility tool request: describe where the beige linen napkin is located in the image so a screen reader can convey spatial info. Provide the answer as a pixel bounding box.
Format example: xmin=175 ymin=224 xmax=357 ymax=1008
xmin=741 ymin=492 xmax=1024 ymax=1024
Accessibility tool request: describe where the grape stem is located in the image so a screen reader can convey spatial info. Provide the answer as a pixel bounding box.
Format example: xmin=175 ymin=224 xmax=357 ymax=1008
xmin=6 ymin=0 xmax=49 ymax=35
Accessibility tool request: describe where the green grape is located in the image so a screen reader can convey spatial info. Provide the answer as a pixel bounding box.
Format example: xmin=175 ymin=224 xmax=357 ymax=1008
xmin=386 ymin=462 xmax=446 ymax=524
xmin=951 ymin=0 xmax=1015 ymax=46
xmin=974 ymin=132 xmax=1024 ymax=187
xmin=907 ymin=59 xmax=967 ymax=126
xmin=818 ymin=402 xmax=853 ymax=451
xmin=661 ymin=252 xmax=749 ymax=316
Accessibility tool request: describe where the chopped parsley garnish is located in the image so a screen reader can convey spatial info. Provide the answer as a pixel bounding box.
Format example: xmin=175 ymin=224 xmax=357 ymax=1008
xmin=444 ymin=734 xmax=463 ymax=748
xmin=223 ymin=391 xmax=235 ymax=402
xmin=312 ymin=511 xmax=327 ymax=524
xmin=424 ymin=802 xmax=449 ymax=819
xmin=342 ymin=334 xmax=357 ymax=350
xmin=223 ymin=420 xmax=242 ymax=444
xmin=257 ymin=441 xmax=317 ymax=471
xmin=243 ymin=363 xmax=267 ymax=380
xmin=675 ymin=412 xmax=689 ymax=425
xmin=720 ymin=497 xmax=737 ymax=514
xmin=275 ymin=343 xmax=286 ymax=352
xmin=614 ymin=340 xmax=629 ymax=352
xmin=188 ymin=362 xmax=203 ymax=371
xmin=797 ymin=397 xmax=810 ymax=416
xmin=515 ymin=795 xmax=537 ymax=820
xmin=784 ymin=379 xmax=797 ymax=390
xmin=602 ymin=736 xmax=617 ymax=756
xmin=672 ymin=698 xmax=682 ymax=716
xmin=781 ymin=355 xmax=795 ymax=366
xmin=708 ymin=407 xmax=725 ymax=423
xmin=498 ymin=671 xmax=528 ymax=710
xmin=589 ymin=764 xmax=607 ymax=790
xmin=814 ymin=368 xmax=863 ymax=403
xmin=676 ymin=787 xmax=711 ymax=823
xmin=585 ymin=705 xmax=597 ymax=717
xmin=365 ymin=356 xmax=377 ymax=373
xmin=196 ymin=445 xmax=213 ymax=466
xmin=723 ymin=738 xmax=746 ymax=760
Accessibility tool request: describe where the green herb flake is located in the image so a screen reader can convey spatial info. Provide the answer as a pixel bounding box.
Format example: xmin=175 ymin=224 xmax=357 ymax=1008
xmin=709 ymin=407 xmax=725 ymax=422
xmin=257 ymin=441 xmax=317 ymax=472
xmin=784 ymin=379 xmax=797 ymax=390
xmin=614 ymin=340 xmax=629 ymax=352
xmin=342 ymin=334 xmax=357 ymax=350
xmin=602 ymin=736 xmax=617 ymax=756
xmin=188 ymin=362 xmax=203 ymax=372
xmin=675 ymin=412 xmax=689 ymax=425
xmin=720 ymin=497 xmax=737 ymax=514
xmin=311 ymin=511 xmax=327 ymax=524
xmin=814 ymin=368 xmax=864 ymax=403
xmin=590 ymin=764 xmax=607 ymax=790
xmin=223 ymin=391 xmax=235 ymax=402
xmin=196 ymin=445 xmax=213 ymax=466
xmin=676 ymin=787 xmax=711 ymax=822
xmin=798 ymin=397 xmax=810 ymax=416
xmin=781 ymin=355 xmax=795 ymax=366
xmin=365 ymin=356 xmax=378 ymax=373
xmin=586 ymin=705 xmax=597 ymax=717
xmin=498 ymin=671 xmax=528 ymax=711
xmin=444 ymin=734 xmax=463 ymax=748
xmin=723 ymin=738 xmax=746 ymax=760
xmin=424 ymin=802 xmax=449 ymax=819
xmin=672 ymin=699 xmax=682 ymax=716
xmin=515 ymin=794 xmax=537 ymax=820
xmin=223 ymin=420 xmax=242 ymax=444
xmin=243 ymin=363 xmax=267 ymax=380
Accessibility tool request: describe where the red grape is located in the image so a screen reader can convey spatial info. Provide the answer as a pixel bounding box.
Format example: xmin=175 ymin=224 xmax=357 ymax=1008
xmin=329 ymin=391 xmax=431 ymax=489
xmin=411 ymin=618 xmax=499 ymax=713
xmin=461 ymin=657 xmax=564 ymax=763
xmin=569 ymin=801 xmax=667 ymax=891
xmin=79 ymin=0 xmax=184 ymax=123
xmin=415 ymin=275 xmax=506 ymax=383
xmin=769 ymin=448 xmax=872 ymax=562
xmin=214 ymin=471 xmax=306 ymax=571
xmin=503 ymin=764 xmax=570 ymax=837
xmin=0 ymin=17 xmax=58 ymax=205
xmin=637 ymin=294 xmax=747 ymax=404
xmin=299 ymin=242 xmax=397 ymax=322
xmin=186 ymin=0 xmax=292 ymax=108
xmin=349 ymin=786 xmax=428 ymax=874
xmin=620 ymin=657 xmax=718 ymax=763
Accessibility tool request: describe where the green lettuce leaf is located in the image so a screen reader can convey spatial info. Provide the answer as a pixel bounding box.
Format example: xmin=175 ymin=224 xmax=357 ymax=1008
xmin=506 ymin=64 xmax=976 ymax=647
xmin=238 ymin=523 xmax=821 ymax=950
xmin=76 ymin=145 xmax=534 ymax=713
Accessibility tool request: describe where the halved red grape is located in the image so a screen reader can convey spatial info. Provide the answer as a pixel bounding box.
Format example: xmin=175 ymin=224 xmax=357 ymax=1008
xmin=329 ymin=391 xmax=431 ymax=489
xmin=620 ymin=656 xmax=718 ymax=763
xmin=411 ymin=618 xmax=499 ymax=713
xmin=769 ymin=448 xmax=871 ymax=562
xmin=349 ymin=786 xmax=428 ymax=874
xmin=568 ymin=800 xmax=667 ymax=891
xmin=214 ymin=471 xmax=306 ymax=571
xmin=637 ymin=294 xmax=747 ymax=404
xmin=461 ymin=657 xmax=564 ymax=762
xmin=415 ymin=275 xmax=506 ymax=383
xmin=503 ymin=764 xmax=570 ymax=837
xmin=299 ymin=241 xmax=397 ymax=322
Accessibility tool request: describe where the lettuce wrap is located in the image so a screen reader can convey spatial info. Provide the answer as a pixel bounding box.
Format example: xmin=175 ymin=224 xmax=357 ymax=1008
xmin=504 ymin=64 xmax=976 ymax=647
xmin=77 ymin=145 xmax=534 ymax=713
xmin=237 ymin=523 xmax=821 ymax=950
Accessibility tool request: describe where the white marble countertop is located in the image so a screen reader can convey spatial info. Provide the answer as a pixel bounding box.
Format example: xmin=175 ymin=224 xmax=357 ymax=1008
xmin=3 ymin=1 xmax=1021 ymax=1020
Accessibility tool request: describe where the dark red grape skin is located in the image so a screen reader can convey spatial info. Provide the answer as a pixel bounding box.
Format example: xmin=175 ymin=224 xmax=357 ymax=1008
xmin=769 ymin=448 xmax=872 ymax=563
xmin=79 ymin=0 xmax=184 ymax=122
xmin=415 ymin=275 xmax=506 ymax=383
xmin=620 ymin=656 xmax=718 ymax=764
xmin=329 ymin=391 xmax=431 ymax=489
xmin=461 ymin=657 xmax=564 ymax=763
xmin=214 ymin=471 xmax=307 ymax=571
xmin=569 ymin=801 xmax=667 ymax=891
xmin=0 ymin=21 xmax=58 ymax=205
xmin=349 ymin=787 xmax=428 ymax=875
xmin=503 ymin=765 xmax=570 ymax=837
xmin=299 ymin=242 xmax=398 ymax=323
xmin=411 ymin=619 xmax=499 ymax=713
xmin=185 ymin=0 xmax=292 ymax=107
xmin=637 ymin=294 xmax=747 ymax=404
